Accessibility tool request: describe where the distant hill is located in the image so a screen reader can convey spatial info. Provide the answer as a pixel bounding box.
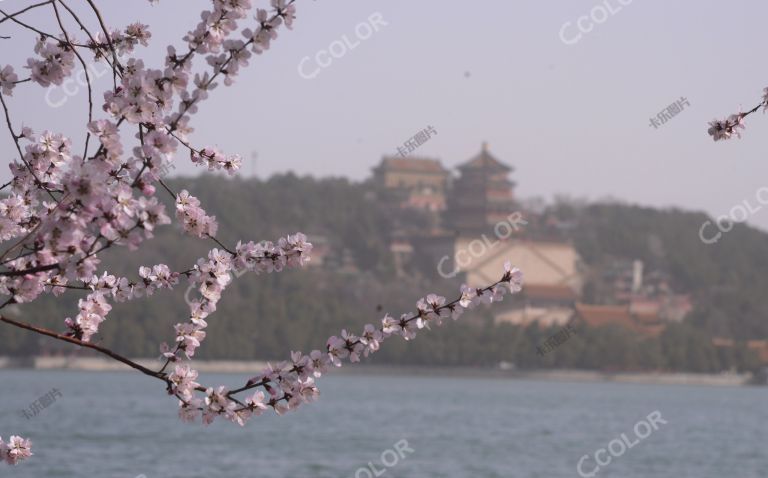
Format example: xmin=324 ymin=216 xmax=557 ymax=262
xmin=1 ymin=174 xmax=764 ymax=373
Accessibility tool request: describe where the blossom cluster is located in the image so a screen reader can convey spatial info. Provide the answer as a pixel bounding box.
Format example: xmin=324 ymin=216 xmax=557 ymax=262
xmin=707 ymin=113 xmax=746 ymax=142
xmin=0 ymin=65 xmax=18 ymax=96
xmin=26 ymin=39 xmax=76 ymax=88
xmin=0 ymin=126 xmax=174 ymax=305
xmin=88 ymin=23 xmax=152 ymax=58
xmin=164 ymin=232 xmax=312 ymax=362
xmin=707 ymin=86 xmax=768 ymax=141
xmin=166 ymin=263 xmax=523 ymax=426
xmin=190 ymin=147 xmax=243 ymax=173
xmin=0 ymin=436 xmax=32 ymax=466
xmin=175 ymin=190 xmax=219 ymax=238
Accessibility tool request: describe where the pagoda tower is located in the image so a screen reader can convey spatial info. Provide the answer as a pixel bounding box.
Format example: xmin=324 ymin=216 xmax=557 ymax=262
xmin=448 ymin=143 xmax=517 ymax=233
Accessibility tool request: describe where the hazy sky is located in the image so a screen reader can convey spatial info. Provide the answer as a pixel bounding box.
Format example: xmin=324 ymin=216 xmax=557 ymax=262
xmin=2 ymin=0 xmax=768 ymax=230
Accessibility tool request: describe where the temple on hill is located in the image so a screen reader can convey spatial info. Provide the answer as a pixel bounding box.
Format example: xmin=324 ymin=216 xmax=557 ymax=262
xmin=371 ymin=143 xmax=518 ymax=232
xmin=369 ymin=143 xmax=691 ymax=335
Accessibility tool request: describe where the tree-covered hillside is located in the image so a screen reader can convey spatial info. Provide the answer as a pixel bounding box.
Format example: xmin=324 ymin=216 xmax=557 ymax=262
xmin=1 ymin=175 xmax=765 ymax=373
xmin=560 ymin=202 xmax=768 ymax=339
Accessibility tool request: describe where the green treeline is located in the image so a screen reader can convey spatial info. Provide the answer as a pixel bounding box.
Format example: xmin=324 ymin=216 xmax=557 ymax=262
xmin=0 ymin=174 xmax=764 ymax=373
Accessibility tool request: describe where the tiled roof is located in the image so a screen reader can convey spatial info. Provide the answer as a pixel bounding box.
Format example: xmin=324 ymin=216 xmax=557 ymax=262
xmin=575 ymin=304 xmax=633 ymax=328
xmin=457 ymin=143 xmax=512 ymax=172
xmin=712 ymin=337 xmax=735 ymax=347
xmin=747 ymin=340 xmax=768 ymax=363
xmin=523 ymin=284 xmax=578 ymax=301
xmin=574 ymin=303 xmax=665 ymax=337
xmin=376 ymin=157 xmax=449 ymax=173
xmin=713 ymin=339 xmax=768 ymax=363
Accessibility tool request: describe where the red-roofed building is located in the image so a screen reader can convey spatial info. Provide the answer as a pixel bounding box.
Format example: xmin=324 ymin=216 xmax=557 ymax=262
xmin=573 ymin=303 xmax=666 ymax=337
xmin=523 ymin=284 xmax=579 ymax=302
xmin=713 ymin=338 xmax=768 ymax=365
xmin=747 ymin=340 xmax=768 ymax=364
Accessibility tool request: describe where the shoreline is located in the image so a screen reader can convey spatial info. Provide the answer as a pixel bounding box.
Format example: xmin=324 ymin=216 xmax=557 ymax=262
xmin=0 ymin=356 xmax=761 ymax=387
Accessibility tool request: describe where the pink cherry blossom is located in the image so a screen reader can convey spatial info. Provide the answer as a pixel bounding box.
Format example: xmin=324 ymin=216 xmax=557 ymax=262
xmin=707 ymin=114 xmax=746 ymax=141
xmin=0 ymin=65 xmax=18 ymax=96
xmin=26 ymin=39 xmax=76 ymax=87
xmin=0 ymin=436 xmax=32 ymax=465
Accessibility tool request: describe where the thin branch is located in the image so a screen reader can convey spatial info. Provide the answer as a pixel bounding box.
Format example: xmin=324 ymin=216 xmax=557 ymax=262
xmin=0 ymin=313 xmax=168 ymax=381
xmin=157 ymin=178 xmax=177 ymax=199
xmin=0 ymin=6 xmax=61 ymax=40
xmin=52 ymin=0 xmax=94 ymax=158
xmin=225 ymin=278 xmax=507 ymax=401
xmin=0 ymin=1 xmax=54 ymax=25
xmin=57 ymin=0 xmax=120 ymax=83
xmin=83 ymin=0 xmax=121 ymax=84
xmin=167 ymin=0 xmax=296 ymax=134
xmin=0 ymin=263 xmax=58 ymax=277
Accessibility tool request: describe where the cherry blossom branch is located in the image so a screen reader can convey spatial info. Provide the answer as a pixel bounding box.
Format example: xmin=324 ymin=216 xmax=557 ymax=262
xmin=84 ymin=0 xmax=121 ymax=73
xmin=166 ymin=0 xmax=296 ymax=135
xmin=0 ymin=1 xmax=302 ymax=465
xmin=56 ymin=0 xmax=120 ymax=77
xmin=0 ymin=0 xmax=524 ymax=466
xmin=0 ymin=91 xmax=59 ymax=202
xmin=166 ymin=265 xmax=523 ymax=424
xmin=0 ymin=242 xmax=525 ymax=431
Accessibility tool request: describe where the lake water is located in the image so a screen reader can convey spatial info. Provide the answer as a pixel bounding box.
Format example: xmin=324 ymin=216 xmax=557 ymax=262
xmin=0 ymin=370 xmax=766 ymax=477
